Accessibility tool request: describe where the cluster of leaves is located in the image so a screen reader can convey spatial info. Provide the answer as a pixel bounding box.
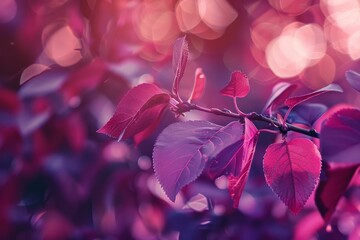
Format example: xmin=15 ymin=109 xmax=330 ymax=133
xmin=99 ymin=36 xmax=360 ymax=221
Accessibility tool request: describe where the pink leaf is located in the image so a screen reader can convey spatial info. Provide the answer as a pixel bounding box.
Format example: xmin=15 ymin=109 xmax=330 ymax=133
xmin=263 ymin=138 xmax=322 ymax=214
xmin=172 ymin=36 xmax=189 ymax=96
xmin=220 ymin=71 xmax=250 ymax=98
xmin=228 ymin=119 xmax=259 ymax=208
xmin=188 ymin=68 xmax=206 ymax=101
xmin=263 ymin=82 xmax=297 ymax=115
xmin=285 ymin=84 xmax=342 ymax=109
xmin=345 ymin=70 xmax=360 ymax=92
xmin=97 ymin=83 xmax=169 ymax=140
xmin=320 ymin=108 xmax=360 ymax=166
xmin=153 ymin=121 xmax=243 ymax=201
xmin=315 ymin=163 xmax=359 ymax=222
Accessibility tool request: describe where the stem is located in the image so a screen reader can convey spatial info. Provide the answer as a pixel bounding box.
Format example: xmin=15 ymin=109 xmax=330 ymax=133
xmin=180 ymin=102 xmax=320 ymax=138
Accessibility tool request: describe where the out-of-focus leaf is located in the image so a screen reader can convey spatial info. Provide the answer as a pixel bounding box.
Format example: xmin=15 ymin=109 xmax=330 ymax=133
xmin=320 ymin=108 xmax=360 ymax=166
xmin=279 ymin=103 xmax=327 ymax=126
xmin=20 ymin=64 xmax=50 ymax=85
xmin=153 ymin=121 xmax=243 ymax=201
xmin=263 ymin=82 xmax=297 ymax=115
xmin=220 ymin=71 xmax=250 ymax=98
xmin=345 ymin=70 xmax=360 ymax=92
xmin=172 ymin=36 xmax=189 ymax=96
xmin=97 ymin=83 xmax=169 ymax=140
xmin=188 ymin=68 xmax=206 ymax=102
xmin=263 ymin=138 xmax=321 ymax=214
xmin=285 ymin=84 xmax=342 ymax=109
xmin=0 ymin=88 xmax=19 ymax=113
xmin=228 ymin=119 xmax=259 ymax=208
xmin=315 ymin=162 xmax=359 ymax=222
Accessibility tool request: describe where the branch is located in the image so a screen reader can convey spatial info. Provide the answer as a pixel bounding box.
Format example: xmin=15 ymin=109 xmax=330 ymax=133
xmin=177 ymin=102 xmax=320 ymax=138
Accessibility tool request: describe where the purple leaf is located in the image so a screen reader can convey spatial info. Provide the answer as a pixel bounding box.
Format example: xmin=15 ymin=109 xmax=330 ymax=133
xmin=220 ymin=71 xmax=250 ymax=98
xmin=172 ymin=36 xmax=189 ymax=96
xmin=263 ymin=138 xmax=322 ymax=214
xmin=320 ymin=108 xmax=360 ymax=166
xmin=345 ymin=70 xmax=360 ymax=92
xmin=315 ymin=163 xmax=359 ymax=222
xmin=188 ymin=68 xmax=206 ymax=102
xmin=228 ymin=119 xmax=259 ymax=208
xmin=153 ymin=121 xmax=243 ymax=201
xmin=97 ymin=83 xmax=169 ymax=140
xmin=263 ymin=82 xmax=297 ymax=115
xmin=279 ymin=103 xmax=327 ymax=126
xmin=285 ymin=84 xmax=342 ymax=109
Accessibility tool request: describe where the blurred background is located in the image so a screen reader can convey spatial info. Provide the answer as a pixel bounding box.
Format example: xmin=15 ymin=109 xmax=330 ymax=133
xmin=0 ymin=0 xmax=360 ymax=239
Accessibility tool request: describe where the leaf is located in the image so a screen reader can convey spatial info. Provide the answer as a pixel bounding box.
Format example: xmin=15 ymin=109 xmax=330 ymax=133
xmin=315 ymin=162 xmax=359 ymax=222
xmin=285 ymin=84 xmax=342 ymax=109
xmin=320 ymin=108 xmax=360 ymax=166
xmin=228 ymin=119 xmax=259 ymax=208
xmin=263 ymin=138 xmax=322 ymax=214
xmin=172 ymin=36 xmax=189 ymax=96
xmin=263 ymin=82 xmax=297 ymax=115
xmin=220 ymin=71 xmax=250 ymax=98
xmin=345 ymin=70 xmax=360 ymax=92
xmin=153 ymin=120 xmax=243 ymax=201
xmin=279 ymin=103 xmax=328 ymax=126
xmin=188 ymin=68 xmax=206 ymax=102
xmin=97 ymin=83 xmax=169 ymax=140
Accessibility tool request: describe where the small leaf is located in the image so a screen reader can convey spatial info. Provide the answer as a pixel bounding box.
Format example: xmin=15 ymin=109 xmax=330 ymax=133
xmin=263 ymin=82 xmax=297 ymax=115
xmin=153 ymin=121 xmax=243 ymax=201
xmin=320 ymin=108 xmax=360 ymax=166
xmin=315 ymin=162 xmax=359 ymax=222
xmin=345 ymin=70 xmax=360 ymax=92
xmin=172 ymin=36 xmax=189 ymax=96
xmin=188 ymin=68 xmax=206 ymax=101
xmin=263 ymin=138 xmax=321 ymax=214
xmin=285 ymin=84 xmax=342 ymax=109
xmin=220 ymin=71 xmax=250 ymax=98
xmin=97 ymin=83 xmax=168 ymax=140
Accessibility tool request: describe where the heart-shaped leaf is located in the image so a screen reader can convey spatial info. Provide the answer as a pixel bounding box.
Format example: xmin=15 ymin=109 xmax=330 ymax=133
xmin=188 ymin=68 xmax=206 ymax=102
xmin=97 ymin=83 xmax=169 ymax=140
xmin=172 ymin=36 xmax=189 ymax=96
xmin=320 ymin=108 xmax=360 ymax=166
xmin=263 ymin=138 xmax=321 ymax=214
xmin=263 ymin=82 xmax=297 ymax=115
xmin=220 ymin=71 xmax=250 ymax=98
xmin=153 ymin=120 xmax=243 ymax=201
xmin=345 ymin=70 xmax=360 ymax=92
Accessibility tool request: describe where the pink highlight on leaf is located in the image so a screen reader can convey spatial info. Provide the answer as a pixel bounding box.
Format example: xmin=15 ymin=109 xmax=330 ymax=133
xmin=172 ymin=36 xmax=189 ymax=96
xmin=220 ymin=71 xmax=250 ymax=98
xmin=345 ymin=70 xmax=360 ymax=93
xmin=263 ymin=82 xmax=297 ymax=115
xmin=188 ymin=68 xmax=206 ymax=101
xmin=97 ymin=83 xmax=169 ymax=140
xmin=263 ymin=138 xmax=321 ymax=214
xmin=153 ymin=121 xmax=243 ymax=201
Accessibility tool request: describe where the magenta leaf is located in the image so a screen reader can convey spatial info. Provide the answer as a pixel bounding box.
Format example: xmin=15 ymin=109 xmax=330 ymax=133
xmin=263 ymin=82 xmax=297 ymax=115
xmin=172 ymin=36 xmax=189 ymax=96
xmin=285 ymin=84 xmax=342 ymax=109
xmin=153 ymin=120 xmax=243 ymax=201
xmin=220 ymin=71 xmax=250 ymax=98
xmin=315 ymin=163 xmax=359 ymax=221
xmin=188 ymin=68 xmax=206 ymax=102
xmin=97 ymin=83 xmax=169 ymax=140
xmin=263 ymin=138 xmax=322 ymax=214
xmin=345 ymin=70 xmax=360 ymax=92
xmin=320 ymin=108 xmax=360 ymax=166
xmin=228 ymin=119 xmax=259 ymax=208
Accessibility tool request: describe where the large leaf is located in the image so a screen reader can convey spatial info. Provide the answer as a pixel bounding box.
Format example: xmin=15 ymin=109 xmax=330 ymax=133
xmin=188 ymin=68 xmax=206 ymax=102
xmin=320 ymin=108 xmax=360 ymax=166
xmin=279 ymin=103 xmax=327 ymax=126
xmin=263 ymin=82 xmax=297 ymax=115
xmin=228 ymin=119 xmax=259 ymax=207
xmin=220 ymin=71 xmax=250 ymax=98
xmin=315 ymin=163 xmax=359 ymax=222
xmin=285 ymin=84 xmax=342 ymax=109
xmin=97 ymin=83 xmax=169 ymax=140
xmin=153 ymin=121 xmax=243 ymax=201
xmin=345 ymin=70 xmax=360 ymax=92
xmin=263 ymin=138 xmax=321 ymax=214
xmin=172 ymin=36 xmax=189 ymax=96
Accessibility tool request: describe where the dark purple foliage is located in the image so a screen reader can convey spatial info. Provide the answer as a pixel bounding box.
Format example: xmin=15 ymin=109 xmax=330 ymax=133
xmin=345 ymin=70 xmax=360 ymax=92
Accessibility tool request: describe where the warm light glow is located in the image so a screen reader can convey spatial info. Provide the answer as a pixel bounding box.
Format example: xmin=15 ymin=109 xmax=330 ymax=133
xmin=0 ymin=0 xmax=17 ymax=23
xmin=268 ymin=0 xmax=312 ymax=16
